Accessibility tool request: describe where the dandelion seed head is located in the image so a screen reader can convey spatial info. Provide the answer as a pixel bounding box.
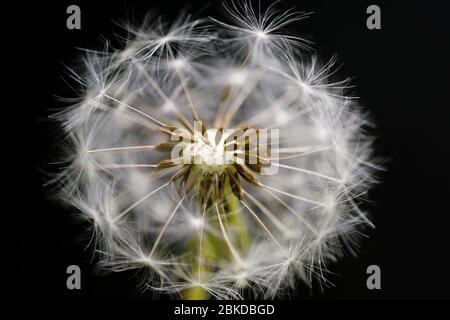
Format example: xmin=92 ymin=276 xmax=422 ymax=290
xmin=50 ymin=2 xmax=381 ymax=299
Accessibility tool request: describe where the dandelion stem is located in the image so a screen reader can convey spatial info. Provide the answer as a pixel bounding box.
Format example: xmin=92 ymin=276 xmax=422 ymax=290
xmin=198 ymin=203 xmax=207 ymax=282
xmin=214 ymin=203 xmax=245 ymax=266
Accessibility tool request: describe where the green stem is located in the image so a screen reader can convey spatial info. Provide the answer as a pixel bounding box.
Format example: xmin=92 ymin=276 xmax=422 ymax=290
xmin=182 ymin=175 xmax=249 ymax=299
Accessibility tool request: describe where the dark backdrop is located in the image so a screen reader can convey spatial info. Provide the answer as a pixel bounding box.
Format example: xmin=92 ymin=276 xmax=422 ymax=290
xmin=16 ymin=0 xmax=450 ymax=301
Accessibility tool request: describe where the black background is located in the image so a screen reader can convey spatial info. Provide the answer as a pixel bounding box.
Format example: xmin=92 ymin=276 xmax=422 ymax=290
xmin=15 ymin=0 xmax=450 ymax=301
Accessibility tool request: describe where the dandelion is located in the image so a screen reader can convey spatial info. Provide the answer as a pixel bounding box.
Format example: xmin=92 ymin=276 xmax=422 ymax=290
xmin=51 ymin=1 xmax=380 ymax=299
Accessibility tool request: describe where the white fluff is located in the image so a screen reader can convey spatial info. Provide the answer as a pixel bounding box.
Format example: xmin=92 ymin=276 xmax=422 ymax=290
xmin=51 ymin=1 xmax=380 ymax=299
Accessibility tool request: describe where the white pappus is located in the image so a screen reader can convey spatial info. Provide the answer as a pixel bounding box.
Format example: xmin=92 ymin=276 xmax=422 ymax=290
xmin=50 ymin=1 xmax=381 ymax=299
